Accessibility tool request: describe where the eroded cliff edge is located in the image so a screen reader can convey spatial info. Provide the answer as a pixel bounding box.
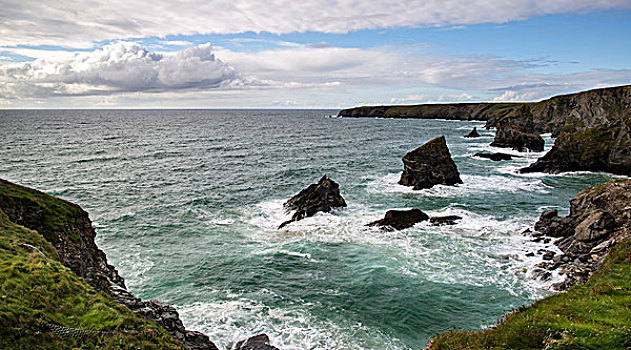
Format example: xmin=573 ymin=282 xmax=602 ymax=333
xmin=0 ymin=178 xmax=217 ymax=349
xmin=339 ymin=84 xmax=631 ymax=175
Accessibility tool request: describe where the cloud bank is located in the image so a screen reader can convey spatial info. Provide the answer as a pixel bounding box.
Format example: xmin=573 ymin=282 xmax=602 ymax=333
xmin=0 ymin=42 xmax=239 ymax=99
xmin=1 ymin=0 xmax=629 ymax=46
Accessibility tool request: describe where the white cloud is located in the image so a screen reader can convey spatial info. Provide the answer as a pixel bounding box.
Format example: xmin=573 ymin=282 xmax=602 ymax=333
xmin=0 ymin=0 xmax=628 ymax=46
xmin=158 ymin=40 xmax=193 ymax=47
xmin=390 ymin=93 xmax=474 ymax=103
xmin=0 ymin=42 xmax=240 ymax=99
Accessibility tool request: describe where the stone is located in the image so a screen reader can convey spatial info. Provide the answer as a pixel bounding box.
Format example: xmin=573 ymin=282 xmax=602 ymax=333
xmin=235 ymin=334 xmax=279 ymax=350
xmin=465 ymin=127 xmax=481 ymax=138
xmin=279 ymin=175 xmax=347 ymax=229
xmin=490 ymin=126 xmax=544 ymax=152
xmin=574 ymin=211 xmax=615 ymax=242
xmin=398 ymin=136 xmax=463 ymax=190
xmin=473 ymin=152 xmax=513 ymax=161
xmin=542 ymin=251 xmax=555 ymax=261
xmin=368 ymin=209 xmax=429 ymax=230
xmin=429 ymin=215 xmax=462 ymax=226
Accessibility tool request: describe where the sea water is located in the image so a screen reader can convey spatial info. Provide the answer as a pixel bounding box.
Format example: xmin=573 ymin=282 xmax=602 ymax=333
xmin=0 ymin=109 xmax=620 ymax=349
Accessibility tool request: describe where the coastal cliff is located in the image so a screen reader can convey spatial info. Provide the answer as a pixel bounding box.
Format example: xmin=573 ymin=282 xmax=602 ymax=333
xmin=338 ymin=84 xmax=631 ymax=175
xmin=427 ymin=179 xmax=631 ymax=349
xmin=0 ymin=179 xmax=216 ymax=349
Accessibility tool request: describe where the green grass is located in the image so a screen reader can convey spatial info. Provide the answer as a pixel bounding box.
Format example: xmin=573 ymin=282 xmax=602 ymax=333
xmin=427 ymin=239 xmax=631 ymax=349
xmin=0 ymin=206 xmax=185 ymax=349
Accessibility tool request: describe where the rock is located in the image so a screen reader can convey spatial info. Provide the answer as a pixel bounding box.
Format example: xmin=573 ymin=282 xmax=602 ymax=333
xmin=490 ymin=126 xmax=544 ymax=152
xmin=520 ymin=124 xmax=631 ymax=175
xmin=235 ymin=334 xmax=279 ymax=350
xmin=279 ymin=175 xmax=347 ymax=229
xmin=574 ymin=211 xmax=615 ymax=242
xmin=526 ymin=252 xmax=535 ymax=257
xmin=368 ymin=209 xmax=429 ymax=230
xmin=473 ymin=152 xmax=513 ymax=161
xmin=465 ymin=127 xmax=481 ymax=138
xmin=398 ymin=136 xmax=463 ymax=190
xmin=542 ymin=251 xmax=555 ymax=261
xmin=531 ymin=179 xmax=631 ymax=290
xmin=429 ymin=215 xmax=462 ymax=226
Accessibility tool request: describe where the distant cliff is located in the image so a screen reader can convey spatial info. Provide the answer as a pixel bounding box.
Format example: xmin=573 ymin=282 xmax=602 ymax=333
xmin=338 ymin=85 xmax=631 ymax=175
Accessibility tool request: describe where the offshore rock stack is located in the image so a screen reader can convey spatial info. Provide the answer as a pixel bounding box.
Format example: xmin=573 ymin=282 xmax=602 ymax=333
xmin=399 ymin=136 xmax=463 ymax=190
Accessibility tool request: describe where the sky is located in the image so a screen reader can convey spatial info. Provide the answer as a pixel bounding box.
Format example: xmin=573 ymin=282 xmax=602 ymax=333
xmin=1 ymin=0 xmax=630 ymax=108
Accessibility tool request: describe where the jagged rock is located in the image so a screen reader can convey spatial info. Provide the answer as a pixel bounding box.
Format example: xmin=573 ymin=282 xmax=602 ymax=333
xmin=398 ymin=136 xmax=463 ymax=190
xmin=473 ymin=152 xmax=513 ymax=161
xmin=465 ymin=127 xmax=481 ymax=138
xmin=520 ymin=124 xmax=631 ymax=175
xmin=235 ymin=334 xmax=279 ymax=350
xmin=0 ymin=179 xmax=218 ymax=350
xmin=430 ymin=215 xmax=462 ymax=226
xmin=532 ymin=179 xmax=631 ymax=289
xmin=368 ymin=209 xmax=429 ymax=230
xmin=490 ymin=126 xmax=544 ymax=152
xmin=279 ymin=175 xmax=346 ymax=229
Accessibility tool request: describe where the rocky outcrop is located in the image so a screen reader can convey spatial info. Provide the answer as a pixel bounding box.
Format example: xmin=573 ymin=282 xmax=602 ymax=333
xmin=529 ymin=179 xmax=631 ymax=290
xmin=430 ymin=215 xmax=462 ymax=226
xmin=0 ymin=179 xmax=218 ymax=350
xmin=279 ymin=175 xmax=347 ymax=228
xmin=464 ymin=127 xmax=480 ymax=138
xmin=520 ymin=122 xmax=631 ymax=175
xmin=368 ymin=209 xmax=429 ymax=230
xmin=398 ymin=136 xmax=463 ymax=190
xmin=235 ymin=334 xmax=279 ymax=350
xmin=473 ymin=152 xmax=513 ymax=161
xmin=490 ymin=127 xmax=544 ymax=152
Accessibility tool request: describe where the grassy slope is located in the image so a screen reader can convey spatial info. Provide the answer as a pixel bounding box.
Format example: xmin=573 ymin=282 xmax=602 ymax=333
xmin=0 ymin=191 xmax=184 ymax=348
xmin=428 ymin=239 xmax=631 ymax=349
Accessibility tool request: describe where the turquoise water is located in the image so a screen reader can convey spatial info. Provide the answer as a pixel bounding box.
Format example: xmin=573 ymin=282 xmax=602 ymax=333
xmin=0 ymin=109 xmax=619 ymax=349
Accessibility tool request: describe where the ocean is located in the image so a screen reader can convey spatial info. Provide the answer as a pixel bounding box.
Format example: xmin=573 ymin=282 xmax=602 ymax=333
xmin=0 ymin=109 xmax=618 ymax=349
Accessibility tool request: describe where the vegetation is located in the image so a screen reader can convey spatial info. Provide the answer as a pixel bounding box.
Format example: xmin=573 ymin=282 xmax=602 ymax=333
xmin=428 ymin=239 xmax=631 ymax=349
xmin=0 ymin=197 xmax=184 ymax=349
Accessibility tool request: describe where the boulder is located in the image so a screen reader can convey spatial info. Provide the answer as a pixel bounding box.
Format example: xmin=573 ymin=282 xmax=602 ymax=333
xmin=490 ymin=126 xmax=544 ymax=152
xmin=398 ymin=136 xmax=463 ymax=190
xmin=235 ymin=334 xmax=279 ymax=350
xmin=465 ymin=127 xmax=481 ymax=138
xmin=368 ymin=209 xmax=429 ymax=230
xmin=473 ymin=152 xmax=513 ymax=161
xmin=279 ymin=175 xmax=347 ymax=229
xmin=574 ymin=211 xmax=615 ymax=242
xmin=430 ymin=215 xmax=462 ymax=226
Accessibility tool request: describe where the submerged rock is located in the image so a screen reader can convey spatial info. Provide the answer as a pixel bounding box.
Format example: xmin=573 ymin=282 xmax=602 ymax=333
xmin=532 ymin=179 xmax=631 ymax=289
xmin=279 ymin=175 xmax=347 ymax=229
xmin=430 ymin=215 xmax=462 ymax=226
xmin=398 ymin=136 xmax=463 ymax=190
xmin=465 ymin=127 xmax=481 ymax=138
xmin=490 ymin=126 xmax=544 ymax=152
xmin=473 ymin=152 xmax=513 ymax=161
xmin=368 ymin=209 xmax=429 ymax=230
xmin=235 ymin=334 xmax=279 ymax=350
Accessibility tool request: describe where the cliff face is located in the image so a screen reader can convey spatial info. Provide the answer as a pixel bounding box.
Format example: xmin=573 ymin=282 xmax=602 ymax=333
xmin=0 ymin=179 xmax=217 ymax=350
xmin=338 ymin=85 xmax=631 ymax=175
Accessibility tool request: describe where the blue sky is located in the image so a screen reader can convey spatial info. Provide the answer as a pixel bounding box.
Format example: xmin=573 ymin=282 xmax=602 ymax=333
xmin=0 ymin=1 xmax=630 ymax=108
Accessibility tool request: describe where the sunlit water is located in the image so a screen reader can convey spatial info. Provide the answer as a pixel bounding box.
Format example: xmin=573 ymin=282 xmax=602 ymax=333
xmin=0 ymin=109 xmax=619 ymax=349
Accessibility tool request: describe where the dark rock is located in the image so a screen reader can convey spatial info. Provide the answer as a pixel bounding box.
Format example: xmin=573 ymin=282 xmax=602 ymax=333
xmin=465 ymin=127 xmax=481 ymax=138
xmin=473 ymin=152 xmax=513 ymax=161
xmin=542 ymin=251 xmax=555 ymax=260
xmin=531 ymin=179 xmax=631 ymax=290
xmin=490 ymin=126 xmax=544 ymax=152
xmin=429 ymin=215 xmax=462 ymax=226
xmin=526 ymin=252 xmax=535 ymax=257
xmin=235 ymin=334 xmax=279 ymax=350
xmin=279 ymin=175 xmax=347 ymax=229
xmin=398 ymin=136 xmax=463 ymax=190
xmin=368 ymin=209 xmax=429 ymax=230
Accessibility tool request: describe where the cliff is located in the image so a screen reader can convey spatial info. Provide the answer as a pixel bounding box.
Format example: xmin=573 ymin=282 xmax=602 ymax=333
xmin=0 ymin=179 xmax=217 ymax=349
xmin=426 ymin=179 xmax=631 ymax=349
xmin=338 ymin=84 xmax=631 ymax=175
